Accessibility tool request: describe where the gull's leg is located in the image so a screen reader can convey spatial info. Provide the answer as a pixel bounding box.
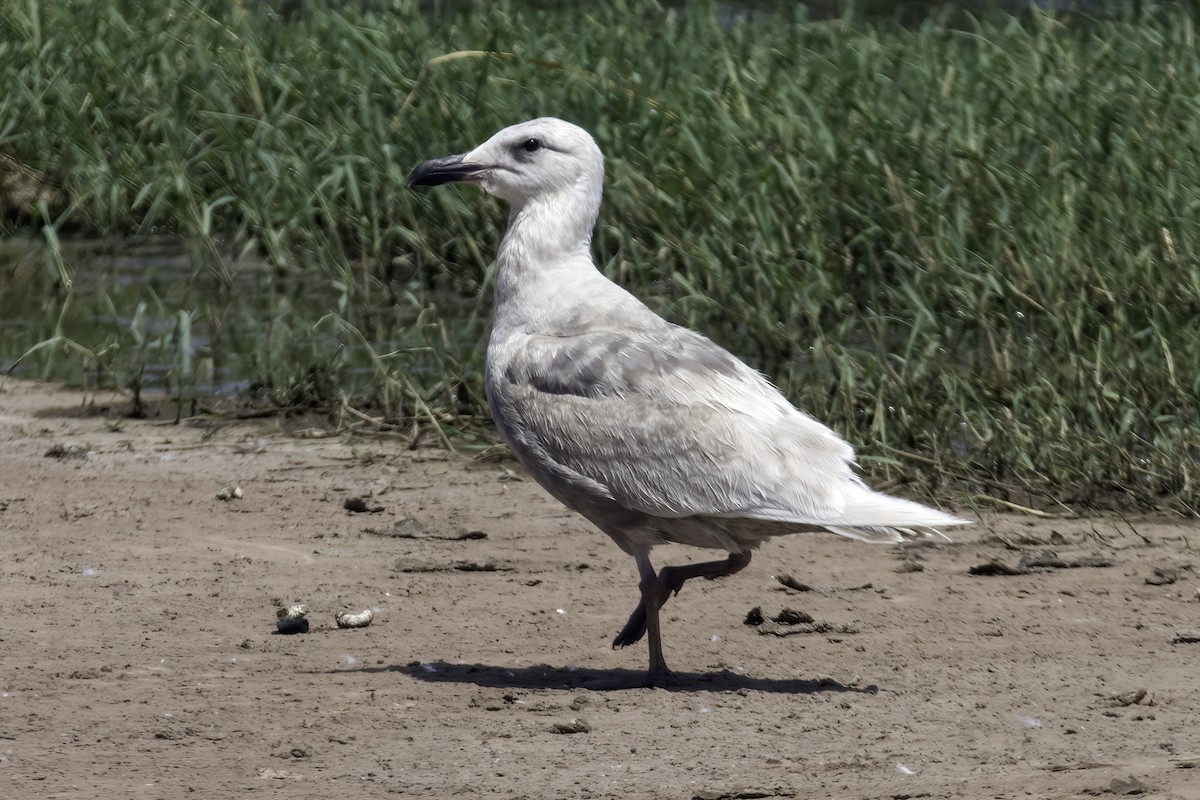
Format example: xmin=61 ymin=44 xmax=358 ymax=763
xmin=634 ymin=553 xmax=672 ymax=686
xmin=585 ymin=553 xmax=669 ymax=690
xmin=612 ymin=550 xmax=753 ymax=650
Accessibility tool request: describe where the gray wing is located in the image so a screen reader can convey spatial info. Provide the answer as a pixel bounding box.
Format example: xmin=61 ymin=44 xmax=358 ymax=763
xmin=493 ymin=325 xmax=858 ymax=523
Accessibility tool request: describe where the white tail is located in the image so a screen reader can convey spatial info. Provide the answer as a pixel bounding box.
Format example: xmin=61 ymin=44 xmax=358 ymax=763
xmin=823 ymin=484 xmax=970 ymax=544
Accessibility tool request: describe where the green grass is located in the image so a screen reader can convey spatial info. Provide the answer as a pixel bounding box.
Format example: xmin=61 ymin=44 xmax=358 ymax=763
xmin=1 ymin=0 xmax=1197 ymax=513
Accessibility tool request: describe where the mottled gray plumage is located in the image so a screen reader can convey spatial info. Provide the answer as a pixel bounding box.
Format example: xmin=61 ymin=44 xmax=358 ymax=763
xmin=409 ymin=118 xmax=969 ymax=687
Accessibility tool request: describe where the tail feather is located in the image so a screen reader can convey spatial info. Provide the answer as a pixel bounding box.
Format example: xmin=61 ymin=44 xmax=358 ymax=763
xmin=823 ymin=524 xmax=948 ymax=544
xmin=824 ymin=484 xmax=970 ymax=544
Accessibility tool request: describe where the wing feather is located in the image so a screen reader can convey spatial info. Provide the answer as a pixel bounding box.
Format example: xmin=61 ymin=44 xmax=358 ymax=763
xmin=495 ymin=325 xmax=858 ymax=524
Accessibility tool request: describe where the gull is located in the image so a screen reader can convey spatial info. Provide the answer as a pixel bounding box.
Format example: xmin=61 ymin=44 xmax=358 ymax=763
xmin=409 ymin=118 xmax=969 ymax=688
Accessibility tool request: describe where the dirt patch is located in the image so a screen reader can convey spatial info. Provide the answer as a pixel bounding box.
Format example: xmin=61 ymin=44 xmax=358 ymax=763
xmin=1 ymin=378 xmax=1197 ymax=799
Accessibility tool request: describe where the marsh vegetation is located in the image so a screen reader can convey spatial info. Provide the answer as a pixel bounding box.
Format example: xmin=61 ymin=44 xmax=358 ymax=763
xmin=1 ymin=0 xmax=1196 ymax=512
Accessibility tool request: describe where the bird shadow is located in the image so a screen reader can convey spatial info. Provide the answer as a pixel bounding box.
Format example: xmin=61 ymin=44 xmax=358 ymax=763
xmin=331 ymin=661 xmax=878 ymax=694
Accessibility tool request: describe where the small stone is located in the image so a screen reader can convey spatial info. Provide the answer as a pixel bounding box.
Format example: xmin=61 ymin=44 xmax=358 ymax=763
xmin=1146 ymin=567 xmax=1178 ymax=586
xmin=1099 ymin=776 xmax=1150 ymax=795
xmin=344 ymin=496 xmax=384 ymax=513
xmin=1105 ymin=689 xmax=1148 ymax=707
xmin=390 ymin=517 xmax=428 ymax=537
xmin=551 ymin=718 xmax=590 ymax=734
xmin=743 ymin=606 xmax=764 ymax=626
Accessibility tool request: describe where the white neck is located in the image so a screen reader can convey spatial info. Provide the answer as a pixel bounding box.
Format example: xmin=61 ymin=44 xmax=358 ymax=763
xmin=494 ymin=185 xmax=602 ymax=301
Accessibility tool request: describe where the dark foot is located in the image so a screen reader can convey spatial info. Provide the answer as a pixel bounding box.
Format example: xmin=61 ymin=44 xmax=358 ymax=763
xmin=611 ymin=602 xmax=647 ymax=649
xmin=610 ymin=551 xmax=753 ymax=648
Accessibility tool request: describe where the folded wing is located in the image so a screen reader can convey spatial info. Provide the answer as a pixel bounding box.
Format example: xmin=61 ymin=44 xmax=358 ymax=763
xmin=498 ymin=325 xmax=962 ymax=540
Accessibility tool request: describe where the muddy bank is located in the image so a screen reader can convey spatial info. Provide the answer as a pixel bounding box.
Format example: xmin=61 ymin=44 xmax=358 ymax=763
xmin=1 ymin=378 xmax=1196 ymax=799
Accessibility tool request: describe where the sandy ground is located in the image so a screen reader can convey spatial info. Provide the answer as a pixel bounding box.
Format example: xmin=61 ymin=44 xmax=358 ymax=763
xmin=1 ymin=377 xmax=1198 ymax=800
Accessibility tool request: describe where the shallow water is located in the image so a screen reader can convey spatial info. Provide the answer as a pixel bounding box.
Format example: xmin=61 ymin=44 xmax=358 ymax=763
xmin=0 ymin=236 xmax=464 ymax=402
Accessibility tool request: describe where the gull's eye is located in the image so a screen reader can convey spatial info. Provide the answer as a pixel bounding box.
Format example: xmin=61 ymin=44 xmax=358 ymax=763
xmin=521 ymin=138 xmax=542 ymax=153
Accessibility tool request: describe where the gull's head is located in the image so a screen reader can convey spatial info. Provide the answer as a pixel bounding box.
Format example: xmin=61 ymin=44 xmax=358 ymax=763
xmin=408 ymin=118 xmax=604 ymax=210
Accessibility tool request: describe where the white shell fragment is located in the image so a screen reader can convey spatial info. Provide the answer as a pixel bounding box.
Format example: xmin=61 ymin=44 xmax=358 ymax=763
xmin=335 ymin=609 xmax=375 ymax=629
xmin=277 ymin=604 xmax=308 ymax=620
xmin=275 ymin=604 xmax=309 ymax=634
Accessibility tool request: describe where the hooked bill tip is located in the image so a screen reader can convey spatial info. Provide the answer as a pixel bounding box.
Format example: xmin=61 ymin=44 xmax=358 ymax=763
xmin=407 ymin=154 xmax=485 ymax=188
